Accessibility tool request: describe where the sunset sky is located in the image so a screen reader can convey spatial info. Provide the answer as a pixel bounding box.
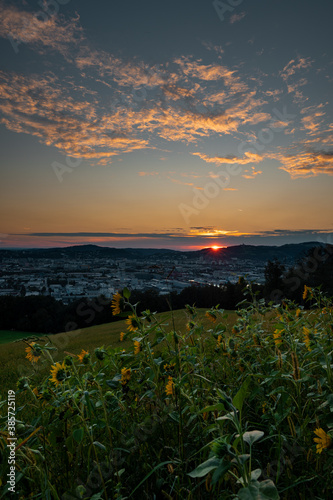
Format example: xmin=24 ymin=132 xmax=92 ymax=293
xmin=0 ymin=0 xmax=332 ymax=250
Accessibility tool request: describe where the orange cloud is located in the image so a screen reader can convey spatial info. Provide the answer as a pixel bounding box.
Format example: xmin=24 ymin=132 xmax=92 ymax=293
xmin=230 ymin=12 xmax=246 ymax=24
xmin=280 ymin=57 xmax=313 ymax=81
xmin=0 ymin=3 xmax=83 ymax=55
xmin=301 ymin=112 xmax=325 ymax=135
xmin=273 ymin=150 xmax=333 ymax=177
xmin=0 ymin=72 xmax=150 ymax=162
xmin=242 ymin=166 xmax=263 ymax=179
xmin=138 ymin=171 xmax=159 ymax=176
xmin=192 ymin=151 xmax=263 ymax=165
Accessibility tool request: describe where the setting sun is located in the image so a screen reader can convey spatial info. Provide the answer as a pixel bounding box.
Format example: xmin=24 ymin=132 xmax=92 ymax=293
xmin=211 ymin=246 xmax=220 ymax=250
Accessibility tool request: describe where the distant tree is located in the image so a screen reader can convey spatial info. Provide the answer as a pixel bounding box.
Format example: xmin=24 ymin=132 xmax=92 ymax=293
xmin=264 ymin=259 xmax=286 ymax=303
xmin=283 ymin=245 xmax=333 ymax=303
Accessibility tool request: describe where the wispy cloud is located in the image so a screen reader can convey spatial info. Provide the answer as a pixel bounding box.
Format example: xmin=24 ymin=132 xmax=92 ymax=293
xmin=230 ymin=12 xmax=246 ymax=24
xmin=272 ymin=150 xmax=333 ymax=177
xmin=138 ymin=171 xmax=159 ymax=176
xmin=0 ymin=71 xmax=150 ymax=162
xmin=280 ymin=57 xmax=313 ymax=81
xmin=0 ymin=2 xmax=83 ymax=55
xmin=192 ymin=151 xmax=264 ymax=165
xmin=242 ymin=166 xmax=263 ymax=179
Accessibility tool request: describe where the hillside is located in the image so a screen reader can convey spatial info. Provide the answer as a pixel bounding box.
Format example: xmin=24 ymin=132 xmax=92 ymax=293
xmin=0 ymin=241 xmax=330 ymax=263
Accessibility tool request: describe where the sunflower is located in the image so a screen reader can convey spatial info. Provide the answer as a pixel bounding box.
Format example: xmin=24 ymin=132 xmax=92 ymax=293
xmin=125 ymin=315 xmax=139 ymax=332
xmin=186 ymin=320 xmax=195 ymax=331
xmin=25 ymin=342 xmax=42 ymax=363
xmin=313 ymin=428 xmax=332 ymax=454
xmin=134 ymin=341 xmax=141 ymax=355
xmin=164 ymin=362 xmax=176 ymax=372
xmin=120 ymin=332 xmax=125 ymax=342
xmin=111 ymin=292 xmax=124 ymax=316
xmin=121 ymin=367 xmax=131 ymax=385
xmin=273 ymin=329 xmax=282 ymax=347
xmin=165 ymin=376 xmax=175 ymax=396
xmin=50 ymin=361 xmax=67 ymax=386
xmin=303 ymin=327 xmax=312 ymax=351
xmin=303 ymin=285 xmax=311 ymax=300
xmin=205 ymin=311 xmax=217 ymax=323
xmin=77 ymin=349 xmax=90 ymax=364
xmin=32 ymin=387 xmax=43 ymax=399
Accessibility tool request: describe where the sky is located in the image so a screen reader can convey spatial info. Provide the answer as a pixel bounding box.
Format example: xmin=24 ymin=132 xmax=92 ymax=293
xmin=0 ymin=0 xmax=332 ymax=250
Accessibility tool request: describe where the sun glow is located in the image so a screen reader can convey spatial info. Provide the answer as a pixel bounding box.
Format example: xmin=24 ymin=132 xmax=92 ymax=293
xmin=211 ymin=246 xmax=220 ymax=250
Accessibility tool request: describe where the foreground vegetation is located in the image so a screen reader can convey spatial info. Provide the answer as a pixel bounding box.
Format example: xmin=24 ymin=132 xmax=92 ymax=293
xmin=1 ymin=286 xmax=333 ymax=499
xmin=0 ymin=309 xmax=230 ymax=397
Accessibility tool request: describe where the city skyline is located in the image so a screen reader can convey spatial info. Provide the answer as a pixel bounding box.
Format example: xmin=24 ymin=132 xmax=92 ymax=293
xmin=1 ymin=0 xmax=333 ymax=250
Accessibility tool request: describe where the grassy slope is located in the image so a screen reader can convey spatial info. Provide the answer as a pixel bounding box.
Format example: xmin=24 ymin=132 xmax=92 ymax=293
xmin=0 ymin=309 xmax=238 ymax=398
xmin=0 ymin=331 xmax=44 ymax=345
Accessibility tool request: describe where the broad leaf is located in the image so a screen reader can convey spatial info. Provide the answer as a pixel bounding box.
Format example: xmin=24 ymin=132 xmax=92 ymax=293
xmin=188 ymin=457 xmax=220 ymax=478
xmin=243 ymin=430 xmax=264 ymax=446
xmin=233 ymin=376 xmax=251 ymax=412
xmin=238 ymin=479 xmax=280 ymax=499
xmin=73 ymin=428 xmax=84 ymax=443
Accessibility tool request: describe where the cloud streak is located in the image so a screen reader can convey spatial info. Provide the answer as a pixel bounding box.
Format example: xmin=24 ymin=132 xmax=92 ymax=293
xmin=0 ymin=2 xmax=83 ymax=55
xmin=273 ymin=150 xmax=333 ymax=177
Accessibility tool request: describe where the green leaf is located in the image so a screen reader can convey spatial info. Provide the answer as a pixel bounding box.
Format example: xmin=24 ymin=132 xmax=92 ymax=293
xmin=188 ymin=457 xmax=220 ymax=478
xmin=201 ymin=403 xmax=226 ymax=413
xmin=232 ymin=454 xmax=250 ymax=465
xmin=211 ymin=459 xmax=231 ymax=484
xmin=327 ymin=394 xmax=333 ymax=412
xmin=123 ymin=287 xmax=131 ymax=299
xmin=233 ymin=376 xmax=251 ymax=412
xmin=243 ymin=430 xmax=264 ymax=446
xmin=217 ymin=410 xmax=237 ymax=422
xmin=106 ymin=378 xmax=120 ymax=389
xmin=237 ymin=479 xmax=280 ymax=499
xmin=251 ymin=469 xmax=262 ymax=481
xmin=75 ymin=485 xmax=86 ymax=499
xmin=73 ymin=428 xmax=84 ymax=443
xmin=93 ymin=441 xmax=106 ymax=451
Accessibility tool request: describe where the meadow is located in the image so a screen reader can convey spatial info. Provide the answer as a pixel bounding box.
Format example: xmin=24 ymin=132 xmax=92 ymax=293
xmin=0 ymin=330 xmax=44 ymax=345
xmin=0 ymin=286 xmax=332 ymax=499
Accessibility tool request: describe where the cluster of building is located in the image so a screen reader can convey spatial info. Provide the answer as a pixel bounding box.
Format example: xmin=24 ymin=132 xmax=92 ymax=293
xmin=0 ymin=253 xmax=267 ymax=304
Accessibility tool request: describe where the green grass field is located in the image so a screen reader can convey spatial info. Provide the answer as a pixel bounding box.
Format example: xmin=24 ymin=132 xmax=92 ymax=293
xmin=0 ymin=330 xmax=44 ymax=345
xmin=0 ymin=309 xmax=238 ymax=398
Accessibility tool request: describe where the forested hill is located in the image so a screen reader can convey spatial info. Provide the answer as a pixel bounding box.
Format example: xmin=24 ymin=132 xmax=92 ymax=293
xmin=0 ymin=241 xmax=329 ymax=263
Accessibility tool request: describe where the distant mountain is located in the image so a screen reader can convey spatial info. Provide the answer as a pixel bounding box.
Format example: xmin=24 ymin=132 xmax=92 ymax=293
xmin=0 ymin=241 xmax=330 ymax=264
xmin=192 ymin=242 xmax=328 ymax=262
